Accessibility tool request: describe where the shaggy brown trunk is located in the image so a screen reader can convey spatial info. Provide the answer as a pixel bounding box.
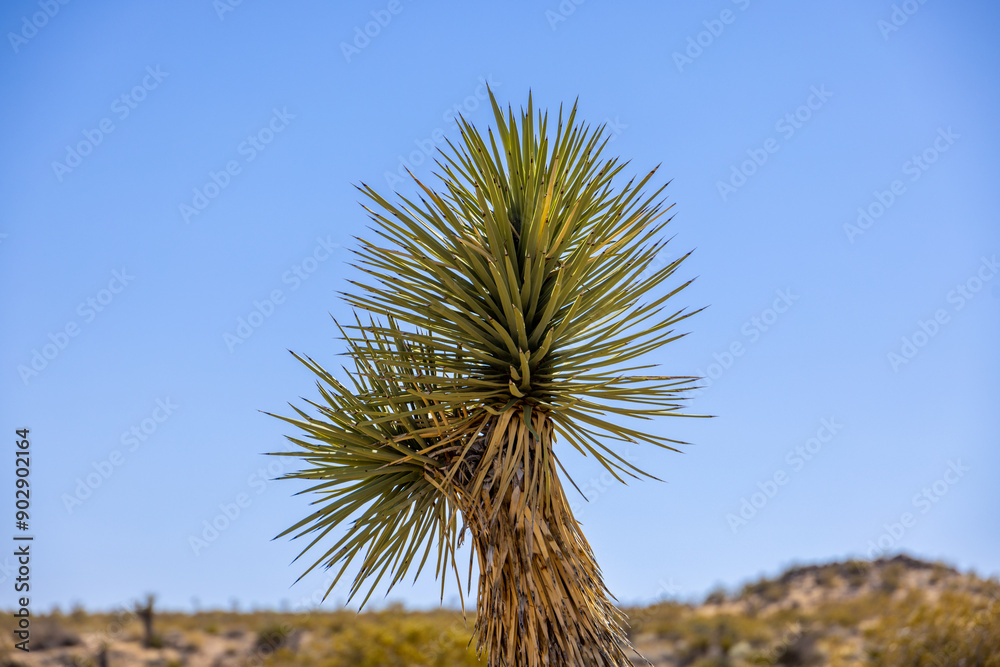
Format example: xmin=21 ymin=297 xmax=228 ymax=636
xmin=452 ymin=410 xmax=636 ymax=666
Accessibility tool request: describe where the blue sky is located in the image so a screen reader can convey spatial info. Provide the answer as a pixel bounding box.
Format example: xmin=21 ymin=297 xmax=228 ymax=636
xmin=1 ymin=0 xmax=998 ymax=613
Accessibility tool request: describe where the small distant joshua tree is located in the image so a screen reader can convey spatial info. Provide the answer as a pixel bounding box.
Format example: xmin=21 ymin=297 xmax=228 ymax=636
xmin=135 ymin=594 xmax=156 ymax=648
xmin=271 ymin=91 xmax=703 ymax=666
xmin=96 ymin=642 xmax=109 ymax=667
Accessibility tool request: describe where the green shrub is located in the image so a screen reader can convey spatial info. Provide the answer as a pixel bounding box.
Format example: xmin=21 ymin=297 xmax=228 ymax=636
xmin=325 ymin=615 xmax=482 ymax=667
xmin=865 ymin=590 xmax=1000 ymax=666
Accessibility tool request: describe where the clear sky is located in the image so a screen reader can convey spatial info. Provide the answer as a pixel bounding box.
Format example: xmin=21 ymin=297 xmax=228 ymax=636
xmin=2 ymin=0 xmax=998 ymax=614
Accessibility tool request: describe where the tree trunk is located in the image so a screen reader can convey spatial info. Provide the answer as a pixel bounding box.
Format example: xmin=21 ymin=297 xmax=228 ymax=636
xmin=452 ymin=410 xmax=637 ymax=666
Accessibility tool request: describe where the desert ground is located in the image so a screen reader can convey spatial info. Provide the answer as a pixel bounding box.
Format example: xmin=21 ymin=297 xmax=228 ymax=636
xmin=3 ymin=555 xmax=997 ymax=667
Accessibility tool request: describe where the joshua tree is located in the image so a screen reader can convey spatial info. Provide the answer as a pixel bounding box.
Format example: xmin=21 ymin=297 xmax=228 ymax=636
xmin=271 ymin=92 xmax=702 ymax=666
xmin=135 ymin=593 xmax=156 ymax=648
xmin=96 ymin=643 xmax=109 ymax=667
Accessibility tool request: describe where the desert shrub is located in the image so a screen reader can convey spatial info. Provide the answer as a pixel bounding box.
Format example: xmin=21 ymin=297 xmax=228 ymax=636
xmin=928 ymin=561 xmax=951 ymax=585
xmin=624 ymin=601 xmax=690 ymax=639
xmin=691 ymin=657 xmax=731 ymax=667
xmin=842 ymin=562 xmax=869 ymax=589
xmin=705 ymin=587 xmax=728 ymax=605
xmin=773 ymin=632 xmax=822 ymax=666
xmin=180 ymin=631 xmax=203 ymax=652
xmin=804 ymin=590 xmax=895 ymax=629
xmin=740 ymin=579 xmax=788 ymax=605
xmin=263 ymin=611 xmax=482 ymax=667
xmin=31 ymin=619 xmax=81 ymax=649
xmin=814 ymin=566 xmax=837 ymax=589
xmin=879 ymin=561 xmax=906 ymax=593
xmin=255 ymin=622 xmax=290 ymax=651
xmin=865 ymin=590 xmax=1000 ymax=666
xmin=664 ymin=614 xmax=774 ymax=666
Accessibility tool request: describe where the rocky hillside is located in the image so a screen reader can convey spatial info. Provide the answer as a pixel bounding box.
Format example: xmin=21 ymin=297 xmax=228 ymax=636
xmin=2 ymin=554 xmax=997 ymax=666
xmin=628 ymin=554 xmax=1000 ymax=666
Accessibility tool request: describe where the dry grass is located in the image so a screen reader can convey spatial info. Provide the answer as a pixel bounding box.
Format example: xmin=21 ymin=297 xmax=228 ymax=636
xmin=1 ymin=556 xmax=996 ymax=666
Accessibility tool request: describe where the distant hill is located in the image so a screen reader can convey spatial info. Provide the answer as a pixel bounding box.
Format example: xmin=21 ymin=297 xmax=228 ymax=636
xmin=627 ymin=554 xmax=1000 ymax=666
xmin=2 ymin=554 xmax=997 ymax=666
xmin=705 ymin=554 xmax=987 ymax=612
